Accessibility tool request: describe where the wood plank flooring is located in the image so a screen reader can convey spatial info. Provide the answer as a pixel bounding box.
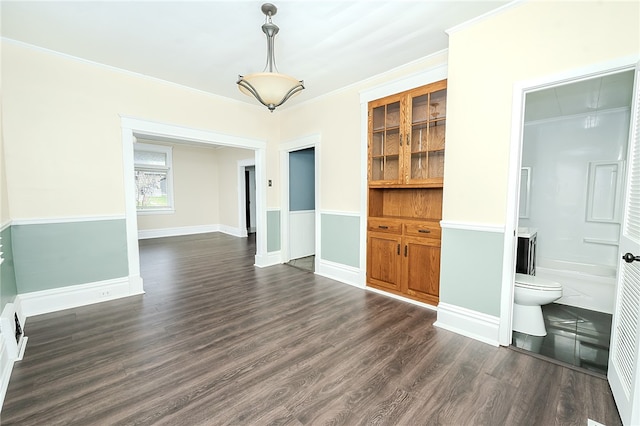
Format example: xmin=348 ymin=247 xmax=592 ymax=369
xmin=2 ymin=232 xmax=622 ymax=425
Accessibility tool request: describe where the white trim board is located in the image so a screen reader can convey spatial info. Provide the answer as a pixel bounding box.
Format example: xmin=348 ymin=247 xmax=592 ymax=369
xmin=16 ymin=276 xmax=142 ymax=318
xmin=137 ymin=224 xmax=232 ymax=240
xmin=359 ymin=63 xmax=448 ymax=104
xmin=434 ymin=303 xmax=500 ymax=347
xmin=445 ymin=0 xmax=524 ymax=35
xmin=255 ymin=250 xmax=282 ymax=268
xmin=316 ymin=259 xmax=364 ymax=289
xmin=319 ymin=210 xmax=360 ymax=217
xmin=11 ymin=215 xmax=126 ymax=226
xmin=440 ymin=221 xmax=506 ymax=233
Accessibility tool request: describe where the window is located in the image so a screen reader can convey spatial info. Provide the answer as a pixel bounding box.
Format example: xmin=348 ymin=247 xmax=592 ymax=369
xmin=134 ymin=143 xmax=174 ymax=213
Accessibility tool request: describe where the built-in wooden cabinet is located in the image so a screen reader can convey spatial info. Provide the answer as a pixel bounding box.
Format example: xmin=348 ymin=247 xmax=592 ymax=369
xmin=366 ymin=80 xmax=446 ymax=306
xmin=368 ymin=79 xmax=447 ymax=187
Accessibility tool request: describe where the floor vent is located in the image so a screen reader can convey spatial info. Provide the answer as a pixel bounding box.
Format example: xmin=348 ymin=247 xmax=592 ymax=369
xmin=14 ymin=313 xmax=22 ymax=343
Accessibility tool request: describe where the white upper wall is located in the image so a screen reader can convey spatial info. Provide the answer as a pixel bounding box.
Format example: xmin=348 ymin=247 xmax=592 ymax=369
xmin=444 ymin=0 xmax=639 ymax=224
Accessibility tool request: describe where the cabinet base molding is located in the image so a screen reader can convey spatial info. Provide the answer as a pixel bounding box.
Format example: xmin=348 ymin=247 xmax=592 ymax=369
xmin=366 ymin=286 xmax=437 ymax=311
xmin=367 ymin=283 xmax=438 ymax=306
xmin=434 ymin=302 xmax=500 ymax=347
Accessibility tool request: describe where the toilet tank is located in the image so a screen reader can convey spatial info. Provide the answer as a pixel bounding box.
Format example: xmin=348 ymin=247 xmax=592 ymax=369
xmin=517 ymin=228 xmax=537 ymax=275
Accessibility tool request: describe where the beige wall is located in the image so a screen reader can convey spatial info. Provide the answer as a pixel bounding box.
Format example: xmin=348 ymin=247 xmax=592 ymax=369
xmin=136 ymin=143 xmax=221 ymax=231
xmin=1 ymin=104 xmax=9 ymax=226
xmin=1 ymin=41 xmax=277 ymax=220
xmin=444 ymin=0 xmax=640 ymax=224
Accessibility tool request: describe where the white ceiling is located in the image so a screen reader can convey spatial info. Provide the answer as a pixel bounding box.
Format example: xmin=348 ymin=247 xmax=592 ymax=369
xmin=525 ymin=70 xmax=635 ymax=122
xmin=1 ymin=0 xmax=510 ymax=109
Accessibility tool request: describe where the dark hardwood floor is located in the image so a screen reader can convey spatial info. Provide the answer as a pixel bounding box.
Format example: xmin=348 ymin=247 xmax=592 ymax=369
xmin=2 ymin=233 xmax=622 ymax=425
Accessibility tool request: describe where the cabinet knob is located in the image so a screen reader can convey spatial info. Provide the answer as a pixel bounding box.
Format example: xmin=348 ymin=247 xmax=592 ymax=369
xmin=622 ymin=253 xmax=640 ymax=263
xmin=418 ymin=229 xmax=431 ymax=234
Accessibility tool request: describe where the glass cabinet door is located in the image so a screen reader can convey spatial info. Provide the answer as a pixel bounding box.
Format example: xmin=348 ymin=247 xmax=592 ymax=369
xmin=370 ymin=100 xmax=402 ymax=183
xmin=408 ymin=88 xmax=446 ymax=183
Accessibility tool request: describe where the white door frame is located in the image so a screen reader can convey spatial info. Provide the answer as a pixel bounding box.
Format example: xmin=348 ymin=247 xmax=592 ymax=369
xmin=499 ymin=55 xmax=640 ymax=346
xmin=238 ymin=158 xmax=256 ymax=237
xmin=279 ymin=134 xmax=320 ymax=265
xmin=120 ymin=117 xmax=270 ymax=286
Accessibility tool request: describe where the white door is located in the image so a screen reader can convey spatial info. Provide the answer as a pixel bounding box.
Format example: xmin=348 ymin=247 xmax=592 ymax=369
xmin=609 ymin=62 xmax=640 ymax=425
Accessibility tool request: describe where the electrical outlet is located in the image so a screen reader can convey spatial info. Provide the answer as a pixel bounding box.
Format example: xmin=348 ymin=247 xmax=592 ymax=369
xmin=99 ymin=289 xmax=111 ymax=298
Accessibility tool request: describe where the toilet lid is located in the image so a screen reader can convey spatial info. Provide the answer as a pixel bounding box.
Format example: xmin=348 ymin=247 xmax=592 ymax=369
xmin=515 ymin=273 xmax=562 ymax=290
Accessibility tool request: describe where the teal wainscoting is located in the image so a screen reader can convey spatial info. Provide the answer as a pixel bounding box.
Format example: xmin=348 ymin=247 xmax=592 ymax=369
xmin=0 ymin=226 xmax=18 ymax=311
xmin=11 ymin=219 xmax=129 ymax=294
xmin=266 ymin=210 xmax=281 ymax=252
xmin=440 ymin=227 xmax=504 ymax=317
xmin=320 ymin=213 xmax=359 ymax=268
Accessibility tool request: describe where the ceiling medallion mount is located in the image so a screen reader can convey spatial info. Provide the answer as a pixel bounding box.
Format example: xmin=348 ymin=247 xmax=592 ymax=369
xmin=237 ymin=3 xmax=305 ymax=112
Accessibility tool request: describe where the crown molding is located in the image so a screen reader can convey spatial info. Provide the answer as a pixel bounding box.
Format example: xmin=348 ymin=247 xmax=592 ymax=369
xmin=446 ymin=0 xmax=524 ymax=35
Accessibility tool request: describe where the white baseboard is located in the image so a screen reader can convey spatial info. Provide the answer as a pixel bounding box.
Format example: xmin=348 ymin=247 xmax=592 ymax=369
xmin=255 ymin=251 xmax=283 ymax=268
xmin=0 ymin=336 xmax=12 ymax=413
xmin=434 ymin=302 xmax=500 ymax=347
xmin=138 ymin=224 xmax=220 ymax=239
xmin=17 ymin=276 xmax=143 ymax=318
xmin=316 ymin=259 xmax=364 ymax=288
xmin=137 ymin=224 xmax=246 ymax=240
xmin=218 ymin=225 xmax=245 ymax=238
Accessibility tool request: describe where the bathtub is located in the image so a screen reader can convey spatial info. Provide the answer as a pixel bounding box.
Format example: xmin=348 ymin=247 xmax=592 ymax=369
xmin=535 ymin=258 xmax=617 ymax=314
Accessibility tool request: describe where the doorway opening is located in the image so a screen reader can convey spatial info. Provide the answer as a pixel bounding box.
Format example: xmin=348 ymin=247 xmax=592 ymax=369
xmin=238 ymin=159 xmax=257 ymax=238
xmin=279 ymin=135 xmax=320 ymax=273
xmin=508 ymin=69 xmax=636 ymax=376
xmin=121 ymin=117 xmax=271 ymax=295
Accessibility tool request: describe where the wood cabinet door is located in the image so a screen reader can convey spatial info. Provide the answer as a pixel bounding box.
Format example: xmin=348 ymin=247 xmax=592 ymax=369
xmin=367 ymin=232 xmax=402 ymax=291
xmin=402 ymin=236 xmax=441 ymax=304
xmin=405 ymin=81 xmax=447 ymax=186
xmin=368 ymin=94 xmax=405 ymax=186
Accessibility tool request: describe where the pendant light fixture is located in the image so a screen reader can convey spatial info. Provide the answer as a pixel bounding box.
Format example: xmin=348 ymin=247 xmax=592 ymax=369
xmin=237 ymin=3 xmax=304 ymax=112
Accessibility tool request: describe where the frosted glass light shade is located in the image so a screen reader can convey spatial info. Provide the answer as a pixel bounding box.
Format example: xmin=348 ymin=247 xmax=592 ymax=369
xmin=238 ymin=72 xmax=304 ymax=110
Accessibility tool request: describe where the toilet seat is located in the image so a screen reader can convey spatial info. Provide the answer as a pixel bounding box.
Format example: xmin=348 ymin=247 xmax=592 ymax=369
xmin=515 ymin=273 xmax=562 ymax=291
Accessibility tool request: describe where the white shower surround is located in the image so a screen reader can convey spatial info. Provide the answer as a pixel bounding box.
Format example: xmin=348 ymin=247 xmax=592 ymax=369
xmin=537 ymin=257 xmax=616 ymax=314
xmin=518 ymin=102 xmax=632 ymax=315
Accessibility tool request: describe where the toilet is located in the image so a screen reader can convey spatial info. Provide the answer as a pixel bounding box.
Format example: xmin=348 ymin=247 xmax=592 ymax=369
xmin=513 ymin=273 xmax=563 ymax=336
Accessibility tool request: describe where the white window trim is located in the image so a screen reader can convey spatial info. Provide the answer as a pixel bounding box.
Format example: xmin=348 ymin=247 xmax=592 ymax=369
xmin=134 ymin=142 xmax=175 ymax=214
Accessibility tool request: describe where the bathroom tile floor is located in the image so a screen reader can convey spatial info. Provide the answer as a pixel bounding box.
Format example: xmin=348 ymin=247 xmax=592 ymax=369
xmin=286 ymin=255 xmax=315 ymax=272
xmin=512 ymin=303 xmax=612 ymax=377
